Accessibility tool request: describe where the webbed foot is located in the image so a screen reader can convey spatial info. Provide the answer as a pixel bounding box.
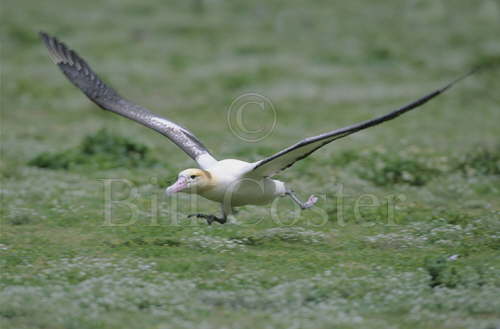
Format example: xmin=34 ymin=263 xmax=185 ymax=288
xmin=302 ymin=195 xmax=319 ymax=209
xmin=188 ymin=213 xmax=227 ymax=225
xmin=285 ymin=190 xmax=319 ymax=210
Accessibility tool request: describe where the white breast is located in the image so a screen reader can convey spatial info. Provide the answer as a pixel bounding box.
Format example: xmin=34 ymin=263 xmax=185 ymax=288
xmin=200 ymin=159 xmax=286 ymax=207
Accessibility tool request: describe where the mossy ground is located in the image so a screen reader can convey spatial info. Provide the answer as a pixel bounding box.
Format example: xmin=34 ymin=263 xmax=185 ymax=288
xmin=1 ymin=0 xmax=499 ymax=328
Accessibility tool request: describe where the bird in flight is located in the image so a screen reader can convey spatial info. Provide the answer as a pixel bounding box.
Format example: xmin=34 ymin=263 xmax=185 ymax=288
xmin=40 ymin=32 xmax=477 ymax=225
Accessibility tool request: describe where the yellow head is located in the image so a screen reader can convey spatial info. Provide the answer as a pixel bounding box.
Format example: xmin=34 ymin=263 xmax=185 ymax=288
xmin=165 ymin=168 xmax=213 ymax=195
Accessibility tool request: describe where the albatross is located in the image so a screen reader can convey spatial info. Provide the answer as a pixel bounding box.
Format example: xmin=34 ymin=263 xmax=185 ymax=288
xmin=40 ymin=32 xmax=478 ymax=224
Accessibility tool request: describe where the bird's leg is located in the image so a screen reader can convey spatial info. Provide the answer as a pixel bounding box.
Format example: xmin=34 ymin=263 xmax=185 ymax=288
xmin=188 ymin=205 xmax=227 ymax=225
xmin=187 ymin=214 xmax=227 ymax=225
xmin=285 ymin=189 xmax=318 ymax=210
xmin=187 ymin=213 xmax=227 ymax=225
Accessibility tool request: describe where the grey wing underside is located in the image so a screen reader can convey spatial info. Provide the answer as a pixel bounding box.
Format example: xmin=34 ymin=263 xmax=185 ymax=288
xmin=248 ymin=69 xmax=478 ymax=178
xmin=40 ymin=32 xmax=217 ymax=169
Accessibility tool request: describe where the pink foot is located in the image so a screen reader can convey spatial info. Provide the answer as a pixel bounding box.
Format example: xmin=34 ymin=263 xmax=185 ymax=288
xmin=303 ymin=195 xmax=319 ymax=209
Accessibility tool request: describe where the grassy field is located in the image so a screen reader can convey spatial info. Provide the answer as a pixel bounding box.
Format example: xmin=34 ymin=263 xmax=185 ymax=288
xmin=1 ymin=0 xmax=500 ymax=328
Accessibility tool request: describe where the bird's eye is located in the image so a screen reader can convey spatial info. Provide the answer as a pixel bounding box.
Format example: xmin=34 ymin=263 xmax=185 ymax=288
xmin=190 ymin=175 xmax=197 ymax=179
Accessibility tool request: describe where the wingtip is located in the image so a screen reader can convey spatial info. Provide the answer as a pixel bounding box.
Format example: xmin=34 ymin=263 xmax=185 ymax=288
xmin=38 ymin=31 xmax=52 ymax=47
xmin=440 ymin=66 xmax=481 ymax=93
xmin=39 ymin=32 xmax=67 ymax=65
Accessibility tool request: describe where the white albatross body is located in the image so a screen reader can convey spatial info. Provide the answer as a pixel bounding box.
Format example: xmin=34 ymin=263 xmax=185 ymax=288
xmin=197 ymin=159 xmax=286 ymax=206
xmin=40 ymin=32 xmax=478 ymax=224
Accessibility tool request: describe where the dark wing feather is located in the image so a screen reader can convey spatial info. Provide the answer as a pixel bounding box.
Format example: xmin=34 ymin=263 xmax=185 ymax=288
xmin=248 ymin=69 xmax=478 ymax=178
xmin=40 ymin=32 xmax=217 ymax=169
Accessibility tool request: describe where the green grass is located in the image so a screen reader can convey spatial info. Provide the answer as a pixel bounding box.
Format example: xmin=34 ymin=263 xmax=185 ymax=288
xmin=1 ymin=0 xmax=500 ymax=328
xmin=28 ymin=129 xmax=160 ymax=170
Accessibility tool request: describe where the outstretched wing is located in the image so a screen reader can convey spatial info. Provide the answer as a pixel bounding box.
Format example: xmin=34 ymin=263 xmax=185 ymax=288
xmin=40 ymin=32 xmax=217 ymax=169
xmin=248 ymin=69 xmax=478 ymax=178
